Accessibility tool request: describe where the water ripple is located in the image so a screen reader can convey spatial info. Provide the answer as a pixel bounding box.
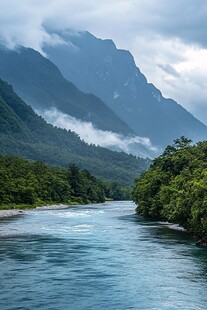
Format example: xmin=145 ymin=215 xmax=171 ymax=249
xmin=0 ymin=201 xmax=207 ymax=310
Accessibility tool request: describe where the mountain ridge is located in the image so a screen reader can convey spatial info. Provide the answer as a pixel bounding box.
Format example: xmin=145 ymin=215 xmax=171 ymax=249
xmin=0 ymin=45 xmax=134 ymax=136
xmin=0 ymin=78 xmax=150 ymax=184
xmin=0 ymin=44 xmax=159 ymax=157
xmin=43 ymin=29 xmax=207 ymax=148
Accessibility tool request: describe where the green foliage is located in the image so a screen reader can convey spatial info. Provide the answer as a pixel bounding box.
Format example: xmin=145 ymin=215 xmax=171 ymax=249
xmin=0 ymin=155 xmax=106 ymax=208
xmin=133 ymin=137 xmax=207 ymax=244
xmin=67 ymin=164 xmax=105 ymax=204
xmin=102 ymin=181 xmax=132 ymax=201
xmin=0 ymin=78 xmax=150 ymax=185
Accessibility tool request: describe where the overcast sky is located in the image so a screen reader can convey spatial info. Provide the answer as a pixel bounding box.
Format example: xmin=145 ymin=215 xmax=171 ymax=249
xmin=0 ymin=0 xmax=207 ymax=124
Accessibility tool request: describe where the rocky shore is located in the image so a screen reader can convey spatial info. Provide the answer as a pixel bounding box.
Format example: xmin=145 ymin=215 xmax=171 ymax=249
xmin=0 ymin=204 xmax=71 ymax=219
xmin=35 ymin=204 xmax=70 ymax=210
xmin=0 ymin=209 xmax=24 ymax=218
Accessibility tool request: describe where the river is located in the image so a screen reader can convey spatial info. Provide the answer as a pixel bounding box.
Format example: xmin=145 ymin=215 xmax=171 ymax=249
xmin=0 ymin=201 xmax=207 ymax=310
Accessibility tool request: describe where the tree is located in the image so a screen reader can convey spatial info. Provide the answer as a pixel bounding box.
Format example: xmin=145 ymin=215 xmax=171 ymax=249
xmin=133 ymin=138 xmax=207 ymax=244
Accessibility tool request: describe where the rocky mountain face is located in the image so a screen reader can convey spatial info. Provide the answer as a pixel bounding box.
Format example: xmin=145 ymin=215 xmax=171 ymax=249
xmin=0 ymin=45 xmax=133 ymax=136
xmin=0 ymin=44 xmax=159 ymax=158
xmin=43 ymin=30 xmax=207 ymax=148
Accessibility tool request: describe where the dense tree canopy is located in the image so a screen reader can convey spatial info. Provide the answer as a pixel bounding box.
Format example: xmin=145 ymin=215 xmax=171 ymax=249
xmin=0 ymin=154 xmax=135 ymax=209
xmin=0 ymin=155 xmax=106 ymax=208
xmin=133 ymin=137 xmax=207 ymax=245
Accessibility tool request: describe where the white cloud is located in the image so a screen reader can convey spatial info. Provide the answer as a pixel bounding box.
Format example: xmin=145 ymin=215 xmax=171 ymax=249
xmin=0 ymin=0 xmax=207 ymax=124
xmin=37 ymin=108 xmax=159 ymax=158
xmin=158 ymin=64 xmax=180 ymax=78
xmin=126 ymin=36 xmax=207 ymax=124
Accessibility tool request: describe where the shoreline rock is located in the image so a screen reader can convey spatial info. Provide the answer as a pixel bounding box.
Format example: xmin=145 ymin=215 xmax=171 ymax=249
xmin=0 ymin=209 xmax=24 ymax=218
xmin=158 ymin=221 xmax=186 ymax=232
xmin=196 ymin=239 xmax=207 ymax=247
xmin=0 ymin=204 xmax=71 ymax=219
xmin=35 ymin=204 xmax=71 ymax=210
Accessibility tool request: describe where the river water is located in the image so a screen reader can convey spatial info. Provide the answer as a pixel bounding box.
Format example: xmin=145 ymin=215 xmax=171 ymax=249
xmin=0 ymin=201 xmax=207 ymax=310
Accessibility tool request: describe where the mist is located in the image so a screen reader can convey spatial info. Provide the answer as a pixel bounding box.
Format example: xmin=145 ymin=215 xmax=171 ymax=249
xmin=0 ymin=1 xmax=207 ymax=124
xmin=37 ymin=108 xmax=159 ymax=158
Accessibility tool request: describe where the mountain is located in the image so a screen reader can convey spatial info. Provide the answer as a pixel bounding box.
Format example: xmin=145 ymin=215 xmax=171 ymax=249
xmin=0 ymin=45 xmax=133 ymax=136
xmin=43 ymin=29 xmax=207 ymax=148
xmin=0 ymin=44 xmax=159 ymax=158
xmin=0 ymin=78 xmax=150 ymax=185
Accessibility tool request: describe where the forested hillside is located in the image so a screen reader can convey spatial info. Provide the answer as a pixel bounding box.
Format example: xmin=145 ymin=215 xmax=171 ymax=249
xmin=0 ymin=79 xmax=150 ymax=185
xmin=133 ymin=137 xmax=207 ymax=245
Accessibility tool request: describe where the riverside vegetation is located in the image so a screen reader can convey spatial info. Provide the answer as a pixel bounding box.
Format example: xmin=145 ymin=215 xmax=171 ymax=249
xmin=0 ymin=156 xmax=104 ymax=208
xmin=0 ymin=155 xmax=133 ymax=209
xmin=133 ymin=137 xmax=207 ymax=245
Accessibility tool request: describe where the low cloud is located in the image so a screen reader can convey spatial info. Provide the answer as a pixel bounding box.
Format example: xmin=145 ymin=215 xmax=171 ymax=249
xmin=130 ymin=36 xmax=207 ymax=125
xmin=37 ymin=108 xmax=159 ymax=158
xmin=1 ymin=1 xmax=207 ymax=51
xmin=158 ymin=64 xmax=180 ymax=78
xmin=0 ymin=1 xmax=207 ymax=125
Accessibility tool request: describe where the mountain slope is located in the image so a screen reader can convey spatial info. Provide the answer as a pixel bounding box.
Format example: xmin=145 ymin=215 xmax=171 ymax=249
xmin=0 ymin=79 xmax=150 ymax=184
xmin=0 ymin=45 xmax=133 ymax=136
xmin=43 ymin=30 xmax=207 ymax=148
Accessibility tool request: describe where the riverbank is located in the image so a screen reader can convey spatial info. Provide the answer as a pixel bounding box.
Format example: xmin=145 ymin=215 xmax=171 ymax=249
xmin=0 ymin=204 xmax=71 ymax=219
xmin=0 ymin=209 xmax=24 ymax=218
xmin=159 ymin=221 xmax=186 ymax=232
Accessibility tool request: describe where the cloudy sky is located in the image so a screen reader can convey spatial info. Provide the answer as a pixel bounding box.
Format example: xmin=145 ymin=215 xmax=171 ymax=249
xmin=0 ymin=0 xmax=207 ymax=124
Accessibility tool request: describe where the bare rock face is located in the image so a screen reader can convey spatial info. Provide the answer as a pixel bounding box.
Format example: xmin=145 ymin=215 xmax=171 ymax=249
xmin=43 ymin=29 xmax=207 ymax=148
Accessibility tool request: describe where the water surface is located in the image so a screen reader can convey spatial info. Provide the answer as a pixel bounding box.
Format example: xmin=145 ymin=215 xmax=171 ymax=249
xmin=0 ymin=201 xmax=207 ymax=310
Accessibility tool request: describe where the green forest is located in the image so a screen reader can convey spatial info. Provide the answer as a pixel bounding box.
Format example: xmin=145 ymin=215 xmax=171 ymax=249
xmin=0 ymin=155 xmax=106 ymax=208
xmin=133 ymin=137 xmax=207 ymax=245
xmin=0 ymin=155 xmax=134 ymax=209
xmin=0 ymin=78 xmax=150 ymax=185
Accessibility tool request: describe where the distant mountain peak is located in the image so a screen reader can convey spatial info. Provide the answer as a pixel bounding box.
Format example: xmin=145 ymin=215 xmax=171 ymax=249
xmin=0 ymin=43 xmax=160 ymax=157
xmin=42 ymin=29 xmax=207 ymax=148
xmin=0 ymin=28 xmax=206 ymax=157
